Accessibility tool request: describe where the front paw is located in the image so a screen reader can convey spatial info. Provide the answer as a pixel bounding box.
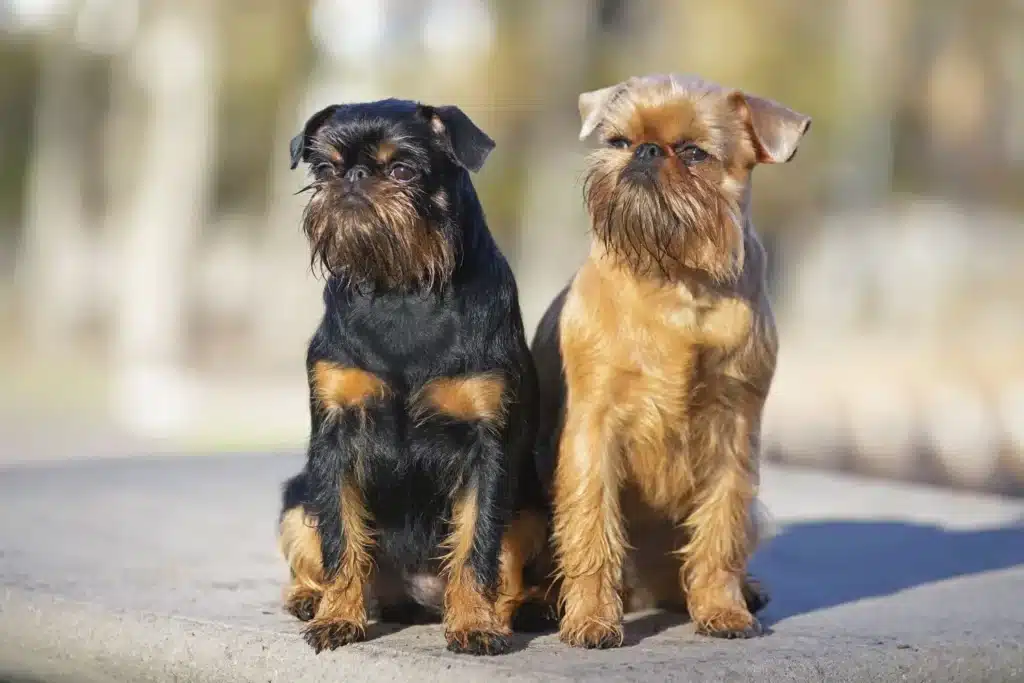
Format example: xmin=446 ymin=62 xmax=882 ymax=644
xmin=446 ymin=629 xmax=511 ymax=656
xmin=559 ymin=619 xmax=624 ymax=649
xmin=694 ymin=608 xmax=762 ymax=639
xmin=302 ymin=619 xmax=366 ymax=653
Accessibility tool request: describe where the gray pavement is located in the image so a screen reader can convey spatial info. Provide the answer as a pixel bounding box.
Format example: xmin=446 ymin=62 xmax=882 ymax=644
xmin=0 ymin=452 xmax=1022 ymax=682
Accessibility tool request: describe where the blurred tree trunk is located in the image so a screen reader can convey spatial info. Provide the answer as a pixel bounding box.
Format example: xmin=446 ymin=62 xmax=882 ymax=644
xmin=255 ymin=0 xmax=429 ymax=367
xmin=511 ymin=0 xmax=601 ymax=335
xmin=17 ymin=5 xmax=91 ymax=352
xmin=108 ymin=0 xmax=217 ymax=435
xmin=832 ymin=0 xmax=901 ymax=211
xmin=254 ymin=1 xmax=363 ymax=368
xmin=782 ymin=0 xmax=904 ymax=336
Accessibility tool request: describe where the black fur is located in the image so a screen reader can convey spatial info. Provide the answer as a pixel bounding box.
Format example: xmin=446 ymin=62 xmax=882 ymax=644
xmin=279 ymin=99 xmax=543 ymax=634
xmin=529 ymin=284 xmax=570 ymax=497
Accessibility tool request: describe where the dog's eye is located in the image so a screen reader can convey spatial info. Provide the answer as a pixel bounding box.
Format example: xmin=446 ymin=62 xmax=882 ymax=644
xmin=676 ymin=143 xmax=710 ymax=165
xmin=314 ymin=162 xmax=336 ymax=175
xmin=606 ymin=137 xmax=631 ymax=150
xmin=388 ymin=163 xmax=417 ymax=182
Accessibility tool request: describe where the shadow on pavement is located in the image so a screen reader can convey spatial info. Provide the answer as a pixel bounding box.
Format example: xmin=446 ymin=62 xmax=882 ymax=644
xmin=751 ymin=519 xmax=1024 ymax=624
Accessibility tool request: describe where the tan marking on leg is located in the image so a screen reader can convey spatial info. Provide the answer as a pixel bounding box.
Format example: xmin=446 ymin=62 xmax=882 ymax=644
xmin=279 ymin=506 xmax=325 ymax=621
xmin=302 ymin=481 xmax=375 ymax=652
xmin=495 ymin=510 xmax=548 ymax=629
xmin=442 ymin=491 xmax=508 ymax=655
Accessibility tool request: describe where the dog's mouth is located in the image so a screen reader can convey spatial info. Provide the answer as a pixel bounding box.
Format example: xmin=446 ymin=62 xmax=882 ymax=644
xmin=300 ymin=183 xmax=456 ymax=291
xmin=338 ymin=189 xmax=369 ymax=206
xmin=619 ymin=163 xmax=659 ymax=187
xmin=583 ymin=160 xmax=743 ymax=283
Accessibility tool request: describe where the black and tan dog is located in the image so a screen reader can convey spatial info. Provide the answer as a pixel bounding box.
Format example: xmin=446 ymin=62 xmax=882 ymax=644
xmin=532 ymin=74 xmax=810 ymax=648
xmin=278 ymin=99 xmax=547 ymax=656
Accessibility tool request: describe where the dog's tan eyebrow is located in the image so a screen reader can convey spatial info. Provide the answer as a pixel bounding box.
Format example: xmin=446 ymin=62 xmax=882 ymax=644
xmin=375 ymin=141 xmax=398 ymax=164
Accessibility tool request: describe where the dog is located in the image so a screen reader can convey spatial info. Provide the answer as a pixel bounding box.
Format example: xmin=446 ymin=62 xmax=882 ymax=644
xmin=277 ymin=98 xmax=548 ymax=656
xmin=531 ymin=74 xmax=810 ymax=648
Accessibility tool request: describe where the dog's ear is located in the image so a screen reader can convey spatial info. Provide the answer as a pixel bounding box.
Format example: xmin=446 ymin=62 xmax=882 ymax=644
xmin=578 ymin=83 xmax=623 ymax=141
xmin=731 ymin=92 xmax=811 ymax=164
xmin=418 ymin=104 xmax=495 ymax=172
xmin=289 ymin=104 xmax=341 ymax=170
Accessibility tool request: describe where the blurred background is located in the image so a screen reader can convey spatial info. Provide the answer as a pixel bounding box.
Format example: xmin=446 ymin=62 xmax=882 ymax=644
xmin=0 ymin=0 xmax=1021 ymax=495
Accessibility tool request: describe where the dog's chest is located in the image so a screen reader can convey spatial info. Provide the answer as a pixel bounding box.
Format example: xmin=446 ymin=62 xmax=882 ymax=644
xmin=573 ymin=266 xmax=753 ymax=515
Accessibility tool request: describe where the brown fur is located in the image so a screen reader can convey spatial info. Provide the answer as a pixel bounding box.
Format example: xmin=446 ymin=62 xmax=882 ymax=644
xmin=495 ymin=510 xmax=550 ymax=628
xmin=278 ymin=502 xmax=549 ymax=638
xmin=279 ymin=506 xmax=325 ymax=621
xmin=301 ymin=481 xmax=375 ymax=649
xmin=412 ymin=373 xmax=508 ymax=427
xmin=300 ymin=156 xmax=455 ymax=288
xmin=546 ymin=74 xmax=809 ymax=647
xmin=312 ymin=361 xmax=389 ymax=414
xmin=376 ymin=141 xmax=398 ymax=164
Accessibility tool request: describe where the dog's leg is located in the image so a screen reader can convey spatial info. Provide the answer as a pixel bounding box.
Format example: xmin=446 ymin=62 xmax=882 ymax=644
xmin=681 ymin=390 xmax=763 ymax=639
xmin=279 ymin=504 xmax=324 ymax=621
xmin=302 ymin=475 xmax=374 ymax=652
xmin=300 ymin=364 xmax=385 ymax=652
xmin=494 ymin=509 xmax=549 ymax=630
xmin=442 ymin=442 xmax=512 ymax=656
xmin=552 ymin=409 xmax=626 ymax=649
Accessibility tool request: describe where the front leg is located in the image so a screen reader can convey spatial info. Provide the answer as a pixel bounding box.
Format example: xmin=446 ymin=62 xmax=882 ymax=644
xmin=681 ymin=379 xmax=764 ymax=639
xmin=442 ymin=426 xmax=513 ymax=656
xmin=552 ymin=407 xmax=626 ymax=649
xmin=303 ymin=478 xmax=374 ymax=652
xmin=301 ymin=364 xmax=386 ymax=652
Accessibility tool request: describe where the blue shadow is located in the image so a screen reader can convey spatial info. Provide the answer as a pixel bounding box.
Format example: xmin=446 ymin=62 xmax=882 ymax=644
xmin=750 ymin=518 xmax=1024 ymax=623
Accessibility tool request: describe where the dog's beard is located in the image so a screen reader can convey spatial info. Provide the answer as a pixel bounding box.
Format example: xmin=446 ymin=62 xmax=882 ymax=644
xmin=301 ymin=182 xmax=455 ymax=291
xmin=583 ymin=160 xmax=743 ymax=283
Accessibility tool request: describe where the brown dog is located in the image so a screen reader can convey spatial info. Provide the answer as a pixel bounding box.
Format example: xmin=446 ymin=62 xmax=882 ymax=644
xmin=530 ymin=74 xmax=810 ymax=648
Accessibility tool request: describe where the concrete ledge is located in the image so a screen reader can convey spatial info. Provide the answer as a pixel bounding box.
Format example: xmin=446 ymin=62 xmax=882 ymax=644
xmin=1 ymin=454 xmax=1022 ymax=682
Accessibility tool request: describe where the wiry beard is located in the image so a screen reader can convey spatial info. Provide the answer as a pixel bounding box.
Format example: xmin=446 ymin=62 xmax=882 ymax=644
xmin=300 ymin=180 xmax=455 ymax=292
xmin=582 ymin=159 xmax=743 ymax=283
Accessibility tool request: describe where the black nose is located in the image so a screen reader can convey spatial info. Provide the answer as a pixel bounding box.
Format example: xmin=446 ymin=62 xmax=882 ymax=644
xmin=345 ymin=165 xmax=370 ymax=183
xmin=634 ymin=143 xmax=663 ymax=162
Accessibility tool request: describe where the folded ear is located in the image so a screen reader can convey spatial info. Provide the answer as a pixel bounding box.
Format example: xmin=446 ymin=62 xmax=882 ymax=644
xmin=419 ymin=104 xmax=495 ymax=172
xmin=289 ymin=104 xmax=341 ymax=170
xmin=578 ymin=83 xmax=623 ymax=141
xmin=731 ymin=92 xmax=811 ymax=164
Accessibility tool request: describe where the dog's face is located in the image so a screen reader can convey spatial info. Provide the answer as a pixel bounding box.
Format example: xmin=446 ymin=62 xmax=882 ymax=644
xmin=578 ymin=74 xmax=810 ymax=283
xmin=289 ymin=99 xmax=494 ymax=290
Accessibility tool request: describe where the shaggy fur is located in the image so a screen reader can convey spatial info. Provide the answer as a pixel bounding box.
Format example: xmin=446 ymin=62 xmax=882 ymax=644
xmin=531 ymin=74 xmax=810 ymax=648
xmin=278 ymin=99 xmax=549 ymax=656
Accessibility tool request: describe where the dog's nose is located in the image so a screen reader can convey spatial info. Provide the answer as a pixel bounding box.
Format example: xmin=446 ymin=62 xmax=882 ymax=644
xmin=634 ymin=143 xmax=663 ymax=162
xmin=345 ymin=165 xmax=370 ymax=183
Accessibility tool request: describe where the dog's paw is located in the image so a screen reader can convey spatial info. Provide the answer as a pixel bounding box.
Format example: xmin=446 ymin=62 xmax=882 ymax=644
xmin=694 ymin=609 xmax=762 ymax=639
xmin=285 ymin=594 xmax=321 ymax=622
xmin=446 ymin=629 xmax=511 ymax=656
xmin=559 ymin=620 xmax=624 ymax=649
xmin=302 ymin=619 xmax=366 ymax=653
